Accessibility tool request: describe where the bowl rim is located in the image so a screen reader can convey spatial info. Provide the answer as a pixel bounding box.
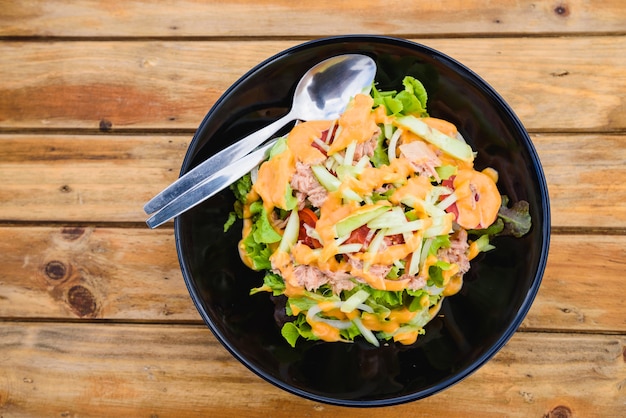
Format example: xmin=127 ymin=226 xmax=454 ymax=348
xmin=174 ymin=34 xmax=551 ymax=407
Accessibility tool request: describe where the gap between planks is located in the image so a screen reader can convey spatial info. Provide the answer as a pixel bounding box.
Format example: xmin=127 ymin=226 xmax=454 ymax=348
xmin=0 ymin=221 xmax=623 ymax=236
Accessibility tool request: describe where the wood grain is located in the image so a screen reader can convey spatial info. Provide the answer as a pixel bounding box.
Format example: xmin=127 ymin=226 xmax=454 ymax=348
xmin=1 ymin=1 xmax=625 ymax=416
xmin=1 ymin=0 xmax=625 ymax=37
xmin=0 ymin=322 xmax=624 ymax=417
xmin=0 ymin=134 xmax=189 ymax=222
xmin=0 ymin=37 xmax=624 ymax=131
xmin=0 ymin=226 xmax=198 ymax=321
xmin=524 ymin=234 xmax=626 ymax=332
xmin=533 ymin=133 xmax=626 ymax=229
xmin=1 ymin=133 xmax=624 ymax=228
xmin=0 ymin=225 xmax=624 ymax=333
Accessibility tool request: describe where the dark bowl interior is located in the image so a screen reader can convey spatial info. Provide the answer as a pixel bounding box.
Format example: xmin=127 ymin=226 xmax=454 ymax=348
xmin=174 ymin=35 xmax=550 ymax=407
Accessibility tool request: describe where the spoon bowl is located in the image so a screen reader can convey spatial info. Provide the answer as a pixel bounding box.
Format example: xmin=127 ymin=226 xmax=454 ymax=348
xmin=292 ymin=54 xmax=378 ymax=121
xmin=144 ymin=54 xmax=376 ymax=221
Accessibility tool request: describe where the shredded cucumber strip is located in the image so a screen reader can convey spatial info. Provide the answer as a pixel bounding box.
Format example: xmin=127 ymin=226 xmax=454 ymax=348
xmin=340 ymin=290 xmax=370 ymax=313
xmin=278 ymin=210 xmax=300 ymax=252
xmin=343 ymin=140 xmax=357 ymax=166
xmin=388 ymin=128 xmax=403 ymax=162
xmin=311 ymin=164 xmax=362 ymax=201
xmin=396 ymin=115 xmax=474 ymax=162
xmin=352 ymin=316 xmax=380 ymax=347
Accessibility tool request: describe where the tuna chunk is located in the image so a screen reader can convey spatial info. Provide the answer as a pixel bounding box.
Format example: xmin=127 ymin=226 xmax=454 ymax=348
xmin=353 ymin=129 xmax=380 ymax=161
xmin=404 ymin=274 xmax=427 ymax=291
xmin=437 ymin=229 xmax=470 ymax=275
xmin=290 ymin=161 xmax=328 ymax=208
xmin=292 ymin=264 xmax=355 ymax=293
xmin=398 ymin=140 xmax=442 ymax=179
xmin=347 ymin=256 xmax=392 ymax=283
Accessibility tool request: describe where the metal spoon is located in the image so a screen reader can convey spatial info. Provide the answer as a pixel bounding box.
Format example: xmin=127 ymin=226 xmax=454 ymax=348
xmin=144 ymin=54 xmax=376 ymax=216
xmin=143 ymin=54 xmax=377 ymax=219
xmin=145 ymin=137 xmax=278 ymax=228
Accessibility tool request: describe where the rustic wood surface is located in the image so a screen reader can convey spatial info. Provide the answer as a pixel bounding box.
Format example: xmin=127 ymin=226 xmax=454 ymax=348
xmin=1 ymin=1 xmax=625 ymax=417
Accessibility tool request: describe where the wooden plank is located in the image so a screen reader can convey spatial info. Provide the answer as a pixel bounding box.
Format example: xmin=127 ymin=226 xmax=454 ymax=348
xmin=523 ymin=234 xmax=626 ymax=332
xmin=1 ymin=0 xmax=625 ymax=37
xmin=533 ymin=133 xmax=626 ymax=229
xmin=0 ymin=134 xmax=189 ymax=223
xmin=0 ymin=226 xmax=200 ymax=321
xmin=1 ymin=132 xmax=625 ymax=228
xmin=0 ymin=225 xmax=624 ymax=333
xmin=0 ymin=37 xmax=625 ymax=131
xmin=0 ymin=322 xmax=624 ymax=417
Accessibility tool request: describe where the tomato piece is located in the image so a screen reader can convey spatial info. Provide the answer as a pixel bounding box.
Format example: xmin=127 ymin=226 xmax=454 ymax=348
xmin=321 ymin=125 xmax=338 ymax=144
xmin=298 ymin=208 xmax=321 ymax=248
xmin=384 ymin=233 xmax=405 ymax=246
xmin=299 ymin=208 xmax=318 ymax=226
xmin=442 ymin=177 xmax=455 ymax=189
xmin=446 ymin=202 xmax=459 ymax=220
xmin=311 ymin=141 xmax=327 ymax=155
xmin=345 ymin=225 xmax=373 ymax=247
xmin=440 ymin=176 xmax=459 ymax=220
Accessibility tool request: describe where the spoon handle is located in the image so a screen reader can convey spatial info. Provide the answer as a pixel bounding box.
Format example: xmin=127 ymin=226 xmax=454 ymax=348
xmin=144 ymin=110 xmax=294 ymax=215
xmin=145 ymin=138 xmax=278 ymax=228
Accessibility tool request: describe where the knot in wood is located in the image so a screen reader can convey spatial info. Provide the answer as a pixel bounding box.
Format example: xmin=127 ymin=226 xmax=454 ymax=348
xmin=99 ymin=119 xmax=113 ymax=132
xmin=554 ymin=3 xmax=570 ymax=17
xmin=67 ymin=285 xmax=97 ymax=317
xmin=545 ymin=405 xmax=572 ymax=418
xmin=45 ymin=260 xmax=68 ymax=281
xmin=61 ymin=227 xmax=86 ymax=240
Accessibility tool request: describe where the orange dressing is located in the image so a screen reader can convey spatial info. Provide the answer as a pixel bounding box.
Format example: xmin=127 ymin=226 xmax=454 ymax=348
xmin=354 ymin=231 xmax=423 ymax=267
xmin=393 ymin=331 xmax=419 ymax=345
xmin=309 ymin=320 xmax=342 ymax=342
xmin=270 ymin=250 xmax=303 ymax=297
xmin=287 ymin=120 xmax=331 ymax=164
xmin=372 ymin=104 xmax=393 ymax=125
xmin=468 ymin=240 xmax=481 ymax=260
xmin=421 ymin=117 xmax=458 ymax=137
xmin=453 ymin=169 xmax=502 ymax=229
xmin=389 ymin=307 xmax=419 ymax=323
xmin=443 ymin=274 xmax=463 ymax=296
xmin=389 ymin=175 xmax=432 ymax=206
xmin=328 ymin=94 xmax=378 ymax=155
xmin=238 ymin=86 xmax=505 ymax=348
xmin=348 ymin=266 xmax=412 ymax=291
xmin=361 ymin=312 xmax=400 ymax=333
xmin=315 ymin=193 xmax=358 ymax=244
xmin=354 ymin=157 xmax=414 ymax=194
xmin=253 ymin=147 xmax=295 ymax=212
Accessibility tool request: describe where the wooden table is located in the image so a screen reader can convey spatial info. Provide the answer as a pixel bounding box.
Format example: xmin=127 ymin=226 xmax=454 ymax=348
xmin=1 ymin=1 xmax=625 ymax=416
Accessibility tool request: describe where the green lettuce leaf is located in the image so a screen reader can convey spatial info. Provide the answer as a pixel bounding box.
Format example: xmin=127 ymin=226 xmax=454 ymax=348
xmin=250 ymin=272 xmax=285 ymax=296
xmin=428 ymin=260 xmax=452 ymax=287
xmin=249 ymin=201 xmax=282 ymax=244
xmin=371 ymin=76 xmax=429 ymax=117
xmin=371 ymin=132 xmax=390 ymax=168
xmin=498 ymin=196 xmax=532 ymax=238
xmin=239 ymin=201 xmax=282 ymax=270
xmin=281 ymin=314 xmax=317 ymax=347
xmin=224 ymin=173 xmax=253 ymax=232
xmin=280 ymin=322 xmax=301 ymax=347
xmin=401 ymin=76 xmax=428 ymax=111
xmin=231 ymin=173 xmax=252 ymax=204
xmin=241 ymin=233 xmax=273 ymax=271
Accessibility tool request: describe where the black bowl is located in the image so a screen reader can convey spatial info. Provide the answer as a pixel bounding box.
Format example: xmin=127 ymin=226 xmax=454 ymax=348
xmin=174 ymin=35 xmax=550 ymax=407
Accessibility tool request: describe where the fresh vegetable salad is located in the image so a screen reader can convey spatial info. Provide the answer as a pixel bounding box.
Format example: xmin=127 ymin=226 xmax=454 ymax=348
xmin=225 ymin=76 xmax=531 ymax=347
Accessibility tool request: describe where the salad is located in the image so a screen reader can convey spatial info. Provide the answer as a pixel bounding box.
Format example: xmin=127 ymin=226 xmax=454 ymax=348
xmin=225 ymin=76 xmax=531 ymax=347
